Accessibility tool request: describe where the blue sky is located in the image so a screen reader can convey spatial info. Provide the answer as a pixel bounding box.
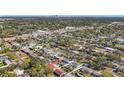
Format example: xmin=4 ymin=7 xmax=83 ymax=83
xmin=0 ymin=0 xmax=124 ymax=16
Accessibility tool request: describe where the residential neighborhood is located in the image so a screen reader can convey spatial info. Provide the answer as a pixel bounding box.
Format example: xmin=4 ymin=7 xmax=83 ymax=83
xmin=0 ymin=16 xmax=124 ymax=77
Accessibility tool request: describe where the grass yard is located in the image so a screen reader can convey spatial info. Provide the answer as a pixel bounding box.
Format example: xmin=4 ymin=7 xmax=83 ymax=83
xmin=0 ymin=62 xmax=5 ymax=67
xmin=101 ymin=71 xmax=113 ymax=77
xmin=116 ymin=45 xmax=124 ymax=51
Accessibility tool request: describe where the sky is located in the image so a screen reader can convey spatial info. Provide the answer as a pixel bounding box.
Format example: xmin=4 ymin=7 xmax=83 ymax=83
xmin=0 ymin=0 xmax=124 ymax=16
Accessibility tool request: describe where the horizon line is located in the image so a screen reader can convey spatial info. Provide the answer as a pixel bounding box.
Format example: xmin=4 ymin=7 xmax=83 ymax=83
xmin=1 ymin=15 xmax=124 ymax=17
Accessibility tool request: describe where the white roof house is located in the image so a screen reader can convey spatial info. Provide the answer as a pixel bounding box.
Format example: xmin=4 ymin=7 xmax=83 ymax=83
xmin=14 ymin=69 xmax=24 ymax=76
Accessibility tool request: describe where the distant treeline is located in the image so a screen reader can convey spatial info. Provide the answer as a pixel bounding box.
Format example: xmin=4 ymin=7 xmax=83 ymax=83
xmin=0 ymin=16 xmax=124 ymax=38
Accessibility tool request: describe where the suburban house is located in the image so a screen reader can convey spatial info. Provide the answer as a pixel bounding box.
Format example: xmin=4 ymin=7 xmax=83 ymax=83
xmin=14 ymin=68 xmax=24 ymax=76
xmin=0 ymin=54 xmax=11 ymax=69
xmin=80 ymin=66 xmax=93 ymax=74
xmin=54 ymin=69 xmax=64 ymax=76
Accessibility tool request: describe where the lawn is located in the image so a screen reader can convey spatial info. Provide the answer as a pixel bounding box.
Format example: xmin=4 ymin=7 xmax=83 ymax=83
xmin=101 ymin=71 xmax=113 ymax=77
xmin=0 ymin=62 xmax=5 ymax=67
xmin=116 ymin=45 xmax=124 ymax=51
